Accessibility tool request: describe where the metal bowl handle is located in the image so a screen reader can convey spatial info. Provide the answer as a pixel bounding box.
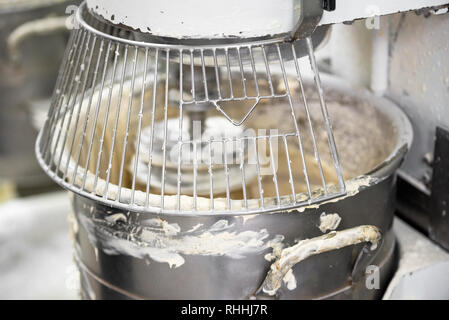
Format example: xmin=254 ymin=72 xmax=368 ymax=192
xmin=255 ymin=225 xmax=382 ymax=298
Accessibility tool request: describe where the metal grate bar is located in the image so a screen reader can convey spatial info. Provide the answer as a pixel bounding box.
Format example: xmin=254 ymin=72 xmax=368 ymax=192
xmin=36 ymin=5 xmax=347 ymax=215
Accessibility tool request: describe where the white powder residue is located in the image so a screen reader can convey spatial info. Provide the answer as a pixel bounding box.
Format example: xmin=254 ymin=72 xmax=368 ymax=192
xmin=295 ymin=176 xmax=377 ymax=213
xmin=186 ymin=223 xmax=203 ymax=233
xmin=142 ymin=218 xmax=181 ymax=236
xmin=105 ymin=213 xmax=127 ymax=224
xmin=241 ymin=214 xmax=258 ymax=224
xmin=265 ymin=253 xmax=276 ymax=262
xmin=78 ymin=214 xmax=284 ymax=269
xmin=318 ymin=213 xmax=342 ymax=233
xmin=282 ymin=269 xmax=297 ymax=291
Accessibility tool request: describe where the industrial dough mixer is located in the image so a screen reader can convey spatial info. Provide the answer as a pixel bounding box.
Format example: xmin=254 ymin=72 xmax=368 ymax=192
xmin=35 ymin=0 xmax=448 ymax=299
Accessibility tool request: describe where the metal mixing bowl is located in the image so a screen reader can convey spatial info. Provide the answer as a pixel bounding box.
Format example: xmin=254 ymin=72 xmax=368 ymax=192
xmin=68 ymin=74 xmax=412 ymax=300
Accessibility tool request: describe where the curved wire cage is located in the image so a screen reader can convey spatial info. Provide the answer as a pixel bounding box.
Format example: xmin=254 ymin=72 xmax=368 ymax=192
xmin=36 ymin=2 xmax=346 ymax=215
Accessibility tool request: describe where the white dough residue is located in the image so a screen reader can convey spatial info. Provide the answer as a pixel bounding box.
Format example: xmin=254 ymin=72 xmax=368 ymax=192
xmin=318 ymin=213 xmax=342 ymax=233
xmin=78 ymin=213 xmax=284 ymax=269
xmin=282 ymin=269 xmax=297 ymax=291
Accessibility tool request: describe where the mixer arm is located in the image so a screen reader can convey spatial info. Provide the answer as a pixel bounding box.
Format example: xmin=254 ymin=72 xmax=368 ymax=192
xmin=255 ymin=225 xmax=382 ymax=298
xmin=318 ymin=0 xmax=449 ymax=26
xmin=290 ymin=0 xmax=325 ymax=40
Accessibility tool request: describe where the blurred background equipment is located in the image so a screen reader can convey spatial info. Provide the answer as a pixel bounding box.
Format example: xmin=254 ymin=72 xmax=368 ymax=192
xmin=0 ymin=0 xmax=79 ymax=197
xmin=0 ymin=0 xmax=80 ymax=300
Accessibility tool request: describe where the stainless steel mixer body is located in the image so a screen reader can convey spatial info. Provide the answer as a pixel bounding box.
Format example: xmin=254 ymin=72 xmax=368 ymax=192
xmin=72 ymin=179 xmax=397 ymax=300
xmin=68 ymin=77 xmax=413 ymax=300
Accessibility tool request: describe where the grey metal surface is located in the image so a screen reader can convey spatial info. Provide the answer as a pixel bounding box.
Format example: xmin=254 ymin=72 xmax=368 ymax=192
xmin=72 ymin=166 xmax=399 ymax=300
xmin=429 ymin=127 xmax=449 ymax=250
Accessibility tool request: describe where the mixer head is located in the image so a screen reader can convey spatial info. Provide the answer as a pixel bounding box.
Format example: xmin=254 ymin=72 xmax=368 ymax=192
xmin=86 ymin=0 xmax=326 ymax=42
xmin=36 ymin=2 xmax=347 ymax=214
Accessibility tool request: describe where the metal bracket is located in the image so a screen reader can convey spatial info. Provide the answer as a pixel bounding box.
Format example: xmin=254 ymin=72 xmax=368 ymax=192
xmin=291 ymin=0 xmax=324 ymax=40
xmin=429 ymin=126 xmax=449 ymax=250
xmin=397 ymin=126 xmax=449 ymax=251
xmin=323 ymin=0 xmax=336 ymax=11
